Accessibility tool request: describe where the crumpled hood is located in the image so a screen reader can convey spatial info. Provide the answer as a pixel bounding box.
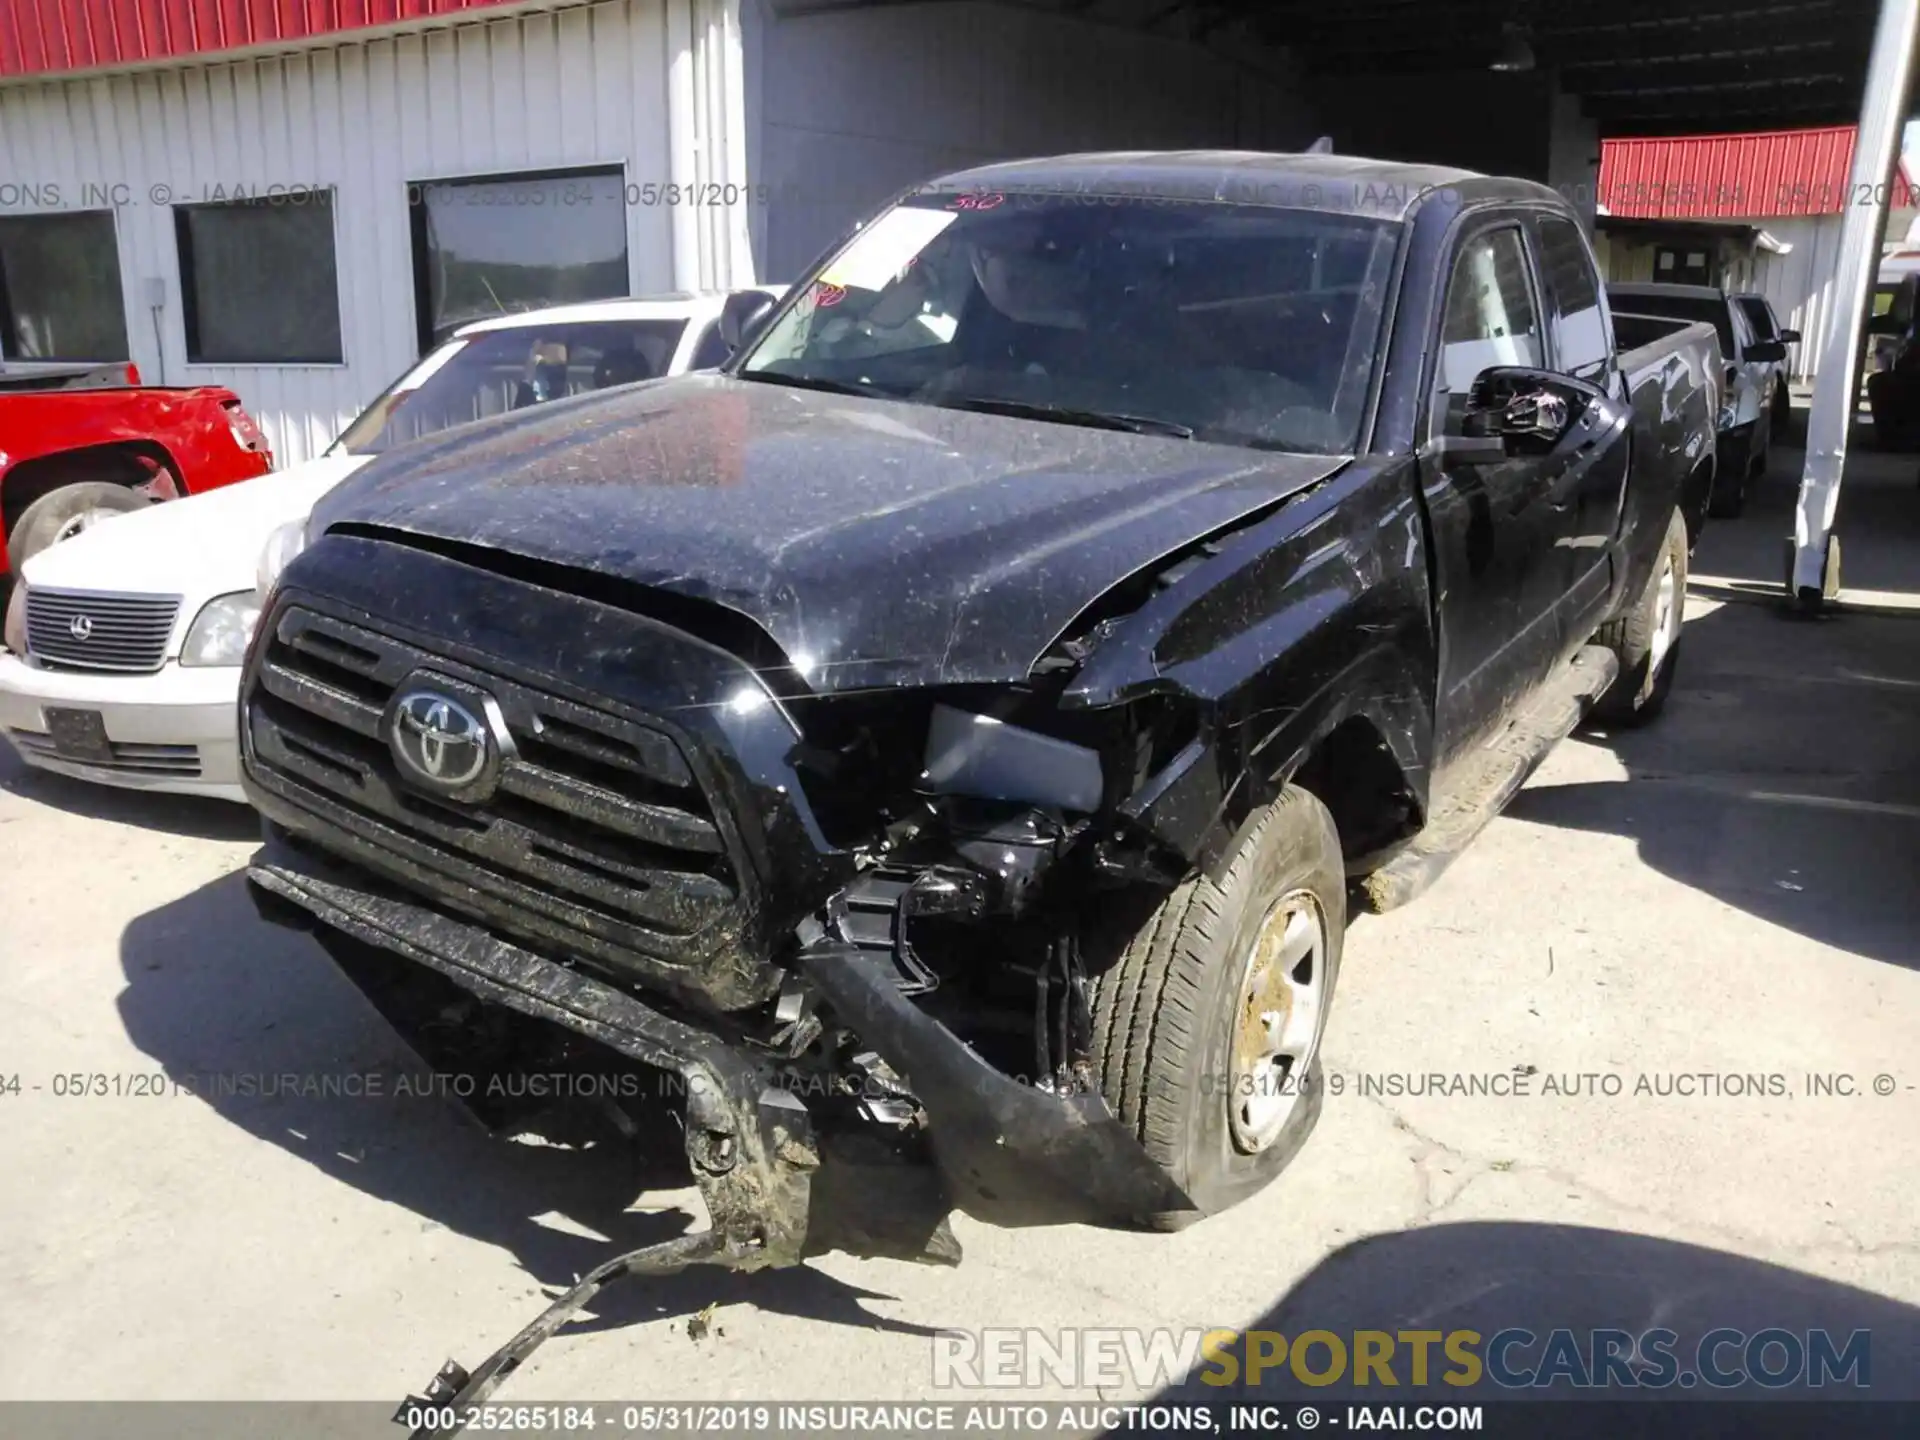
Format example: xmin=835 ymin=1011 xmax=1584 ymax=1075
xmin=311 ymin=374 xmax=1347 ymax=691
xmin=23 ymin=455 xmax=369 ymax=602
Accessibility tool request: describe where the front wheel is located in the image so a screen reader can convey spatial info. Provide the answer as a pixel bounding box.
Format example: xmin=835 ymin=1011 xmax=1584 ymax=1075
xmin=1088 ymin=785 xmax=1345 ymax=1228
xmin=6 ymin=481 xmax=151 ymax=572
xmin=1591 ymin=509 xmax=1688 ymax=727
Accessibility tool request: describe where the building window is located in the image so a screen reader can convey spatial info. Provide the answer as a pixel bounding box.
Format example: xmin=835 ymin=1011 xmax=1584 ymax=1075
xmin=0 ymin=212 xmax=129 ymax=362
xmin=175 ymin=193 xmax=344 ymax=364
xmin=410 ymin=167 xmax=629 ymax=353
xmin=1654 ymin=245 xmax=1713 ymax=287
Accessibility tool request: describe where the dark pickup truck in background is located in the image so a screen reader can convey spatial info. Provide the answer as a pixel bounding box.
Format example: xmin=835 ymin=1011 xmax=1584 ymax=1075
xmin=233 ymin=154 xmax=1717 ymax=1397
xmin=1608 ymin=281 xmax=1784 ymax=519
xmin=0 ymin=362 xmax=273 ymax=574
xmin=1608 ymin=311 xmax=1724 ymax=539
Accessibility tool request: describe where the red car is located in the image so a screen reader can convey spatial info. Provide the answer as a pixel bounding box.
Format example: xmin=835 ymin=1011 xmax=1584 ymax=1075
xmin=0 ymin=363 xmax=272 ymax=575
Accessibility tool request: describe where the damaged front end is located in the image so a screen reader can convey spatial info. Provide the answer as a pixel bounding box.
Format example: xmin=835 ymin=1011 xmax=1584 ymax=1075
xmin=238 ymin=536 xmax=1229 ymax=1384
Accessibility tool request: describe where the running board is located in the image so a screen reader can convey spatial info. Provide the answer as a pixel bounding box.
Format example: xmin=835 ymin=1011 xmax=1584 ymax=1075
xmin=1358 ymin=644 xmax=1619 ymax=913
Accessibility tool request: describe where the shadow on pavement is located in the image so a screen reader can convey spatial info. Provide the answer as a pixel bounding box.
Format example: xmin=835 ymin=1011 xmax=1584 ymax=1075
xmin=1508 ymin=582 xmax=1920 ymax=971
xmin=0 ymin=742 xmax=259 ymax=842
xmin=1153 ymin=1220 xmax=1917 ymax=1406
xmin=116 ymin=870 xmax=947 ymax=1355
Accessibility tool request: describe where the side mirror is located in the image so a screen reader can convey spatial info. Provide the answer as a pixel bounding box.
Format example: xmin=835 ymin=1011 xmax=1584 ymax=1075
xmin=1744 ymin=339 xmax=1787 ymax=363
xmin=1778 ymin=328 xmax=1801 ymax=345
xmin=719 ymin=290 xmax=777 ymax=354
xmin=1435 ymin=366 xmax=1614 ymax=465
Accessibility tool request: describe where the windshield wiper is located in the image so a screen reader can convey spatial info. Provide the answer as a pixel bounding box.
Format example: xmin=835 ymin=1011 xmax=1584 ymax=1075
xmin=736 ymin=370 xmax=903 ymax=400
xmin=927 ymin=395 xmax=1195 ymax=439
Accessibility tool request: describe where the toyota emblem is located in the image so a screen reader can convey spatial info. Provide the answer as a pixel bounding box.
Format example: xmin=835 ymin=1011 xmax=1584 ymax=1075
xmin=68 ymin=615 xmax=94 ymax=640
xmin=390 ymin=689 xmax=492 ymax=789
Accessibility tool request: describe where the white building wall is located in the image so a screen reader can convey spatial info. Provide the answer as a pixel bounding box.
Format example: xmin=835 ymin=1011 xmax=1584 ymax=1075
xmin=1745 ymin=215 xmax=1850 ymax=383
xmin=0 ymin=0 xmax=710 ymax=466
xmin=745 ymin=1 xmax=1314 ymax=283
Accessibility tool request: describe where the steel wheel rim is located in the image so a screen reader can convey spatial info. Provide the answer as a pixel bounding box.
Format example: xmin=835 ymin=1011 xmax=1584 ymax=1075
xmin=1648 ymin=554 xmax=1679 ymax=676
xmin=50 ymin=508 xmax=120 ymax=546
xmin=1228 ymin=888 xmax=1327 ymax=1153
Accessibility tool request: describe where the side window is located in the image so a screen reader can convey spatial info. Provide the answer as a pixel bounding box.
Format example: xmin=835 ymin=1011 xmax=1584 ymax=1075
xmin=1439 ymin=226 xmax=1543 ymax=394
xmin=689 ymin=320 xmax=733 ymax=370
xmin=1537 ymin=217 xmax=1609 ymax=380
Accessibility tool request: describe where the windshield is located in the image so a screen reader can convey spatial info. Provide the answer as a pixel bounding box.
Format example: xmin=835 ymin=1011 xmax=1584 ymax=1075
xmin=736 ymin=193 xmax=1401 ymax=454
xmin=331 ymin=319 xmax=689 ymax=456
xmin=1610 ymin=291 xmax=1734 ymax=356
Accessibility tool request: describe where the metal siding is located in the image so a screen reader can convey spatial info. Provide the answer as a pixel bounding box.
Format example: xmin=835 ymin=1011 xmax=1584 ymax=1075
xmin=0 ymin=0 xmax=682 ymax=465
xmin=0 ymin=0 xmax=525 ymax=79
xmin=1600 ymin=125 xmax=1919 ymax=219
xmin=1596 ymin=215 xmax=1848 ymax=382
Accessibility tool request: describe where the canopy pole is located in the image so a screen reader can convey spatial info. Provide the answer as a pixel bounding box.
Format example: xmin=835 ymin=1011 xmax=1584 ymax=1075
xmin=1791 ymin=0 xmax=1920 ymax=605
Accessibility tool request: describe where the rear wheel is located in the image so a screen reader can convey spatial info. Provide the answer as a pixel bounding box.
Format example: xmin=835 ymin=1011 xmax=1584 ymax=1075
xmin=1592 ymin=509 xmax=1688 ymax=727
xmin=1708 ymin=431 xmax=1751 ymax=518
xmin=6 ymin=480 xmax=151 ymax=572
xmin=1748 ymin=410 xmax=1772 ymax=481
xmin=1088 ymin=786 xmax=1345 ymax=1228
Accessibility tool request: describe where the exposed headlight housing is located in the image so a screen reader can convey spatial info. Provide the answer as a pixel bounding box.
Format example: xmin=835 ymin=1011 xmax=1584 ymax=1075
xmin=3 ymin=581 xmax=27 ymax=657
xmin=922 ymin=704 xmax=1104 ymax=813
xmin=180 ymin=590 xmax=264 ymax=668
xmin=257 ymin=517 xmax=312 ymax=601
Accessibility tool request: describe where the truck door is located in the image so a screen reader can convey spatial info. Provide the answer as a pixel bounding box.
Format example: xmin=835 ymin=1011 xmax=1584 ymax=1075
xmin=1533 ymin=213 xmax=1630 ymax=642
xmin=1725 ymin=301 xmax=1763 ymax=429
xmin=1419 ymin=218 xmax=1564 ymax=758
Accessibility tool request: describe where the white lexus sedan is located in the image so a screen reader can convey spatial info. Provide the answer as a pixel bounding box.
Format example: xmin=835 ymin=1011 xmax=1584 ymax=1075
xmin=0 ymin=289 xmax=778 ymax=802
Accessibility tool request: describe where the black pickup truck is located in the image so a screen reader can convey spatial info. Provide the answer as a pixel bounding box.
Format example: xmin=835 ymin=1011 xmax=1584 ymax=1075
xmin=237 ymin=153 xmax=1716 ymax=1381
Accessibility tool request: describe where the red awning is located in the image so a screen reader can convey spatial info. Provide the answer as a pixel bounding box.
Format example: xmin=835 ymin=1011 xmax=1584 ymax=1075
xmin=0 ymin=0 xmax=521 ymax=79
xmin=1599 ymin=125 xmax=1919 ymax=220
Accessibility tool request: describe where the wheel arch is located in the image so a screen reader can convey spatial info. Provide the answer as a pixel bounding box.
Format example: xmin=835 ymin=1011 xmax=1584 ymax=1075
xmin=1 ymin=441 xmax=180 ymax=540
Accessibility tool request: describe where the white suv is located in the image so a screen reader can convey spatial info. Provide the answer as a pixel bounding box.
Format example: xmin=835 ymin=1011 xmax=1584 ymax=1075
xmin=1 ymin=289 xmax=781 ymax=802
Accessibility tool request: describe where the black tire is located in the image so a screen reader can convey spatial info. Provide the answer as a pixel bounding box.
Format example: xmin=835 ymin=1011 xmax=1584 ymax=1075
xmin=1679 ymin=458 xmax=1712 ymax=552
xmin=1747 ymin=410 xmax=1772 ymax=481
xmin=1088 ymin=786 xmax=1345 ymax=1228
xmin=1706 ymin=465 xmax=1744 ymax=518
xmin=6 ymin=481 xmax=150 ymax=572
xmin=1592 ymin=509 xmax=1688 ymax=727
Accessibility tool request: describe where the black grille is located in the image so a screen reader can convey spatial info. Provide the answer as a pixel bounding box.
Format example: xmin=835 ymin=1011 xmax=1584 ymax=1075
xmin=245 ymin=606 xmax=746 ymax=983
xmin=25 ymin=589 xmax=180 ymax=672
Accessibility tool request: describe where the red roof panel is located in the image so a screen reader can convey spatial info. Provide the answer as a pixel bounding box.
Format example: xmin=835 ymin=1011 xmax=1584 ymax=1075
xmin=1599 ymin=125 xmax=1918 ymax=220
xmin=0 ymin=0 xmax=520 ymax=78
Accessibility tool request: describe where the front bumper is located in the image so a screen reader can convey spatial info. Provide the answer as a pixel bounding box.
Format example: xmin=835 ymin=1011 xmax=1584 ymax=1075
xmin=247 ymin=829 xmax=1193 ymax=1239
xmin=0 ymin=652 xmax=244 ymax=801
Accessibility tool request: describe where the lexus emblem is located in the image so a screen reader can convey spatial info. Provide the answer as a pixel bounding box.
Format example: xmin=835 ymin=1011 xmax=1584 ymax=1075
xmin=68 ymin=615 xmax=93 ymax=640
xmin=390 ymin=690 xmax=491 ymax=788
